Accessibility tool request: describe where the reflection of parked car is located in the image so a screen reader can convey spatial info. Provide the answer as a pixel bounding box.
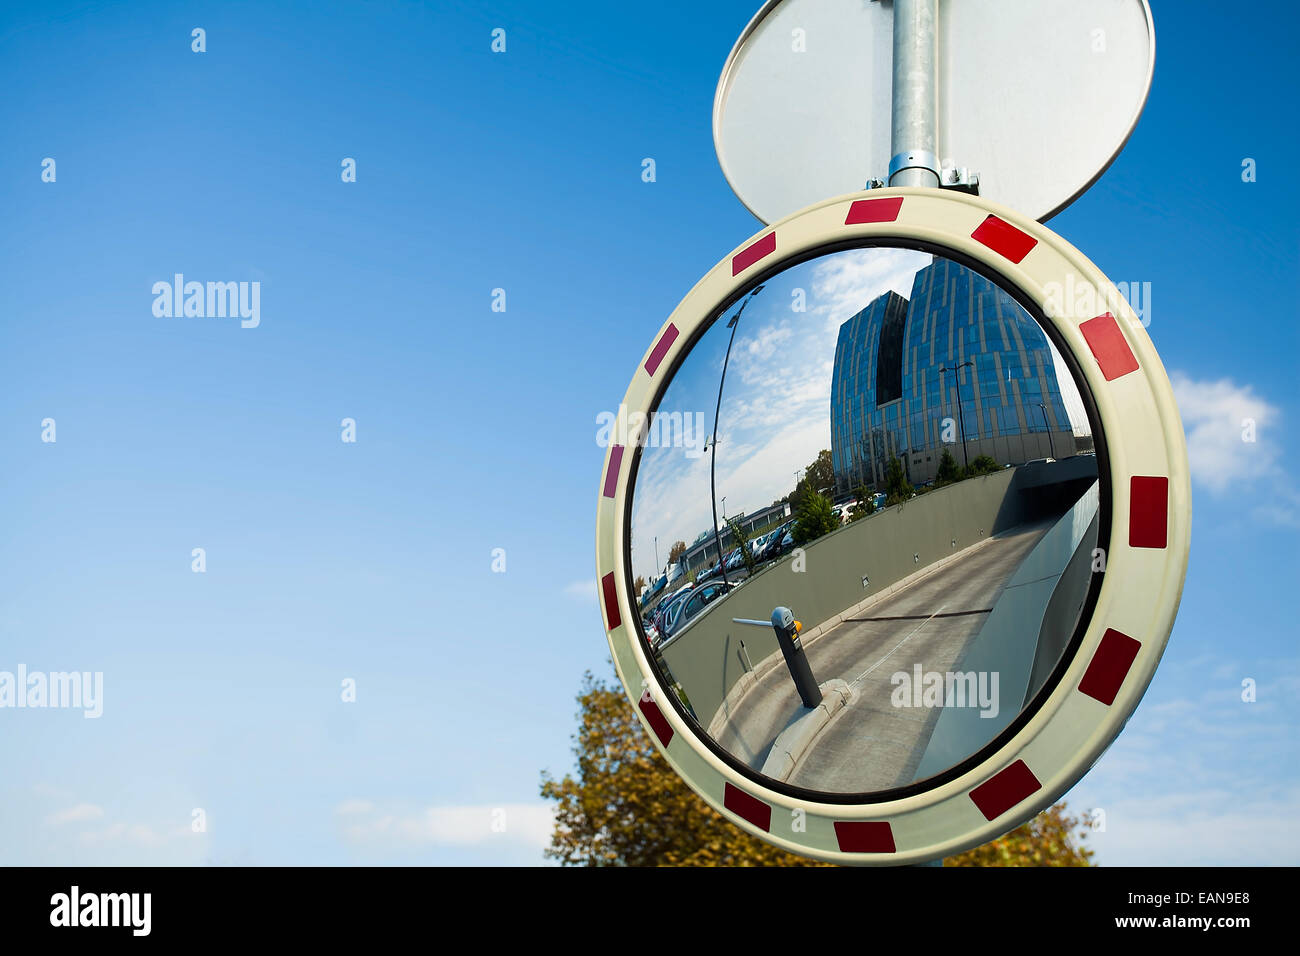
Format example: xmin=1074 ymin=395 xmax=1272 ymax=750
xmin=662 ymin=582 xmax=734 ymax=639
xmin=650 ymin=587 xmax=691 ymax=632
xmin=697 ymin=558 xmax=721 ymax=582
xmin=724 ymin=548 xmax=746 ymax=571
xmin=757 ymin=521 xmax=795 ymax=561
xmin=660 ymin=583 xmax=704 ymax=636
xmin=653 ymin=585 xmax=694 ymax=634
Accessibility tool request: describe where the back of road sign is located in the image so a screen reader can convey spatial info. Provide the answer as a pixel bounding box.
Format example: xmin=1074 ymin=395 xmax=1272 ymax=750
xmin=714 ymin=0 xmax=1155 ymax=225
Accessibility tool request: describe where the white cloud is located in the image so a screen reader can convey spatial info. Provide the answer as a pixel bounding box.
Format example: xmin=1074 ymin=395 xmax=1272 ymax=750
xmin=1069 ymin=787 xmax=1300 ymax=866
xmin=335 ymin=802 xmax=555 ymax=852
xmin=78 ymin=822 xmax=190 ymax=847
xmin=335 ymin=799 xmax=375 ymax=816
xmin=564 ymin=579 xmax=596 ymax=601
xmin=1252 ymin=486 xmax=1300 ymax=530
xmin=1064 ymin=654 xmax=1300 ymax=865
xmin=8 ymin=787 xmax=208 ymax=865
xmin=46 ymin=802 xmax=104 ymax=825
xmin=44 ymin=802 xmax=190 ymax=848
xmin=1171 ymin=372 xmax=1281 ymax=495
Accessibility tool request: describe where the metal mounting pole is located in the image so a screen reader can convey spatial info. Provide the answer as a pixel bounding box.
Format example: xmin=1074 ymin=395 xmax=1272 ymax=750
xmin=888 ymin=0 xmax=940 ymax=188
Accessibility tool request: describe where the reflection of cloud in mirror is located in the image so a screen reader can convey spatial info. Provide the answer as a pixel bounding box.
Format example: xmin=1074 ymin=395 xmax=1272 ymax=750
xmin=631 ymin=249 xmax=927 ymax=584
xmin=629 ymin=246 xmax=1097 ymax=584
xmin=1047 ymin=337 xmax=1090 ymax=437
xmin=807 ymin=247 xmax=927 ymax=335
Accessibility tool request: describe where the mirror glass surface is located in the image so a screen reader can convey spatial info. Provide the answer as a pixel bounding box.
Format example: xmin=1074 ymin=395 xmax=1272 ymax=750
xmin=628 ymin=244 xmax=1102 ymax=796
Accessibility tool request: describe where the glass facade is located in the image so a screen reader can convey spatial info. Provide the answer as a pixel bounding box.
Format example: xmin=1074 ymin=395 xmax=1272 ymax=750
xmin=830 ymin=257 xmax=1075 ymax=493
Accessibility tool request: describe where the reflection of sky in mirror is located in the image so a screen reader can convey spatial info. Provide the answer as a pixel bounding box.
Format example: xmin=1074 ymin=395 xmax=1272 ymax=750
xmin=629 ymin=247 xmax=1092 ymax=585
xmin=631 ymin=248 xmax=927 ymax=583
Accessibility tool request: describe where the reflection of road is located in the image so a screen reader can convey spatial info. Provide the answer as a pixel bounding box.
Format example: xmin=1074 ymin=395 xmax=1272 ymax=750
xmin=712 ymin=521 xmax=1050 ymax=792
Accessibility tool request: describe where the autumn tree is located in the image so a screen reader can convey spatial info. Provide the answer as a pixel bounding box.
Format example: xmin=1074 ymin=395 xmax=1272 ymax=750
xmin=946 ymin=803 xmax=1095 ymax=867
xmin=542 ymin=669 xmax=1096 ymax=867
xmin=667 ymin=540 xmax=687 ymax=566
xmin=540 ymin=671 xmax=830 ymax=866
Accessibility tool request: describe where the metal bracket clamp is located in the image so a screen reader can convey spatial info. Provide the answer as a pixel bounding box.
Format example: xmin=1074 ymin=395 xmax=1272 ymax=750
xmin=939 ymin=165 xmax=980 ymax=194
xmin=869 ymin=162 xmax=980 ymax=194
xmin=888 ymin=149 xmax=941 ymax=184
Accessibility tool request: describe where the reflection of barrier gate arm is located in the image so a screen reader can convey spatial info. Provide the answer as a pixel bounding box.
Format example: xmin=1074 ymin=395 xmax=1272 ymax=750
xmin=732 ymin=607 xmax=822 ymax=709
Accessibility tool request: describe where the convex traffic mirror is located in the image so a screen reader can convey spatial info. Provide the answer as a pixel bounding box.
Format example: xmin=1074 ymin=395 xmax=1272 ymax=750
xmin=631 ymin=242 xmax=1100 ymax=797
xmin=596 ymin=190 xmax=1189 ymax=863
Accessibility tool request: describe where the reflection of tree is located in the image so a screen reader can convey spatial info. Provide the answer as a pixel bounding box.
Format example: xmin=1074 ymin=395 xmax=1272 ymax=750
xmin=667 ymin=540 xmax=687 ymax=566
xmin=790 ymin=449 xmax=835 ymax=513
xmin=541 ymin=670 xmax=1097 ymax=867
xmin=723 ymin=517 xmax=757 ymax=575
xmin=794 ymin=491 xmax=839 ymax=545
xmin=848 ymin=484 xmax=876 ymax=522
xmin=884 ymin=456 xmax=914 ymax=506
xmin=934 ymin=448 xmax=962 ymax=486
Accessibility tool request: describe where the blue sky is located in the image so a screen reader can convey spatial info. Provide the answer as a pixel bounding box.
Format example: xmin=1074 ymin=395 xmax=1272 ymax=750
xmin=0 ymin=0 xmax=1295 ymax=865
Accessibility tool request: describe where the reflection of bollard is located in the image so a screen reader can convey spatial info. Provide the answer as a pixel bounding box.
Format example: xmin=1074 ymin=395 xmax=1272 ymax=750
xmin=771 ymin=606 xmax=821 ymax=708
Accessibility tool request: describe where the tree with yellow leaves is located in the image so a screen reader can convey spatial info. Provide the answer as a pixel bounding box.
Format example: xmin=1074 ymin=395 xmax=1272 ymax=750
xmin=946 ymin=802 xmax=1095 ymax=867
xmin=541 ymin=670 xmax=1095 ymax=867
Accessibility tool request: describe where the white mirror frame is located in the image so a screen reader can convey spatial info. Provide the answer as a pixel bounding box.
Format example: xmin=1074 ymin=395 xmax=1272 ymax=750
xmin=595 ymin=187 xmax=1190 ymax=864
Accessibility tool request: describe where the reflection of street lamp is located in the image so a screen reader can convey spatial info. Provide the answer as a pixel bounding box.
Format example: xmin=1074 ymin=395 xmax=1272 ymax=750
xmin=1037 ymin=402 xmax=1056 ymax=459
xmin=940 ymin=361 xmax=974 ymax=468
xmin=721 ymin=496 xmax=727 ymax=517
xmin=710 ymin=284 xmax=765 ymax=589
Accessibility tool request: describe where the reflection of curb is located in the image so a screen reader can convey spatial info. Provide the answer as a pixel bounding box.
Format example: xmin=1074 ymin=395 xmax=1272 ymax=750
xmin=797 ymin=530 xmax=1003 ymax=648
xmin=706 ymin=533 xmax=1002 ymax=736
xmin=706 ymin=645 xmax=791 ymax=738
xmin=758 ymin=679 xmax=853 ymax=782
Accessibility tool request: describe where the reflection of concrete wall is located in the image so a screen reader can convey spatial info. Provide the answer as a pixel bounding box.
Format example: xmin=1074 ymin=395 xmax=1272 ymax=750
xmin=910 ymin=481 xmax=1100 ymax=782
xmin=1024 ymin=509 xmax=1100 ymax=707
xmin=903 ymin=431 xmax=1076 ymax=487
xmin=661 ymin=468 xmax=1028 ymax=728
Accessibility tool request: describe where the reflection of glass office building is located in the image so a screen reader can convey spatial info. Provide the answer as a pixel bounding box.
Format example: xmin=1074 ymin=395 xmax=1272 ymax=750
xmin=831 ymin=257 xmax=1076 ymax=493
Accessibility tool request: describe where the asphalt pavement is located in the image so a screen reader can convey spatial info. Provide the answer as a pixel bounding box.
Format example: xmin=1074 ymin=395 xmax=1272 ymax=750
xmin=711 ymin=519 xmax=1051 ymax=793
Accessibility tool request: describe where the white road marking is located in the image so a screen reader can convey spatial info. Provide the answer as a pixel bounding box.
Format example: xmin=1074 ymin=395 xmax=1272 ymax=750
xmin=849 ymin=605 xmax=947 ymax=690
